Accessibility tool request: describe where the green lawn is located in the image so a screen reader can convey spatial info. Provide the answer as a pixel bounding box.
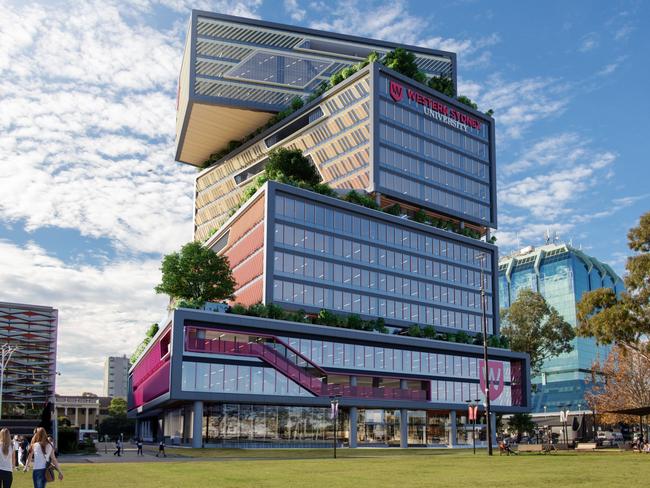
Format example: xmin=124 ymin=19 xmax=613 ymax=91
xmin=10 ymin=450 xmax=650 ymax=487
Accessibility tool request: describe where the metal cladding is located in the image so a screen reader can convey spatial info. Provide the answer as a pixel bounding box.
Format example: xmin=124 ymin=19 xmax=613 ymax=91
xmin=0 ymin=302 xmax=58 ymax=406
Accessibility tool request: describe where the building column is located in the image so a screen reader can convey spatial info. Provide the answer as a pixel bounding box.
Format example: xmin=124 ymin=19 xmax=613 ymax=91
xmin=74 ymin=407 xmax=79 ymax=427
xmin=85 ymin=408 xmax=89 ymax=430
xmin=349 ymin=407 xmax=358 ymax=448
xmin=191 ymin=401 xmax=203 ymax=448
xmin=490 ymin=412 xmax=497 ymax=447
xmin=448 ymin=411 xmax=457 ymax=448
xmin=399 ymin=379 xmax=408 ymax=448
xmin=400 ymin=409 xmax=408 ymax=448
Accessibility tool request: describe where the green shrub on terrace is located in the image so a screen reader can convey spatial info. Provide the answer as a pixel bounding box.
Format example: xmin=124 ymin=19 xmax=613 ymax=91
xmin=344 ymin=190 xmax=379 ymax=210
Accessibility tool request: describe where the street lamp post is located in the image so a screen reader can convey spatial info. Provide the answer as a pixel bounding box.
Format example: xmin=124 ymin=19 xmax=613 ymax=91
xmin=478 ymin=254 xmax=493 ymax=456
xmin=0 ymin=344 xmax=18 ymax=420
xmin=330 ymin=396 xmax=340 ymax=459
xmin=466 ymin=398 xmax=480 ymax=454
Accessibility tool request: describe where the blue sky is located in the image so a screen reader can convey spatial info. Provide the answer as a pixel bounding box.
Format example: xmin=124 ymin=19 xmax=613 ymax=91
xmin=0 ymin=0 xmax=648 ymax=394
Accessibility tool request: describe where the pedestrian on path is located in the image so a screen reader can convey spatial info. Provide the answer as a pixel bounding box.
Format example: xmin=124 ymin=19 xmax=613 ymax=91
xmin=136 ymin=439 xmax=143 ymax=456
xmin=155 ymin=440 xmax=166 ymax=458
xmin=0 ymin=428 xmax=15 ymax=488
xmin=113 ymin=439 xmax=121 ymax=457
xmin=24 ymin=427 xmax=63 ymax=488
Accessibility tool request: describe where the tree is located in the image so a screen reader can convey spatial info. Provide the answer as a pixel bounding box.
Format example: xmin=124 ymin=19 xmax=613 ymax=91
xmin=577 ymin=212 xmax=650 ymax=361
xmin=586 ymin=345 xmax=650 ymax=425
xmin=131 ymin=323 xmax=159 ymax=363
xmin=98 ymin=416 xmax=135 ymax=440
xmin=500 ymin=289 xmax=575 ymax=376
xmin=108 ymin=397 xmax=128 ymax=417
xmin=155 ymin=241 xmax=236 ymax=307
xmin=456 ymin=95 xmax=478 ymax=110
xmin=264 ymin=147 xmax=321 ymax=187
xmin=507 ymin=413 xmax=535 ymax=442
xmin=427 ymin=75 xmax=455 ymax=97
xmin=382 ymin=48 xmax=427 ymax=83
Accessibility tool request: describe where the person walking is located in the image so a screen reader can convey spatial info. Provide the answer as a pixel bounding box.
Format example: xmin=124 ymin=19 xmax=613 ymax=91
xmin=155 ymin=440 xmax=166 ymax=458
xmin=23 ymin=427 xmax=63 ymax=488
xmin=136 ymin=438 xmax=143 ymax=456
xmin=0 ymin=429 xmax=15 ymax=488
xmin=113 ymin=439 xmax=121 ymax=457
xmin=11 ymin=437 xmax=18 ymax=472
xmin=19 ymin=438 xmax=28 ymax=468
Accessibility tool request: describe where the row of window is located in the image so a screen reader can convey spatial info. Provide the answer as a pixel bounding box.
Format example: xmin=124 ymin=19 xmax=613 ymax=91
xmin=272 ymin=279 xmax=494 ymax=333
xmin=274 ymin=251 xmax=490 ymax=313
xmin=380 ymin=170 xmax=490 ymax=222
xmin=379 ymin=105 xmax=489 ymax=161
xmin=181 ymin=362 xmax=312 ymax=397
xmin=276 ymin=335 xmax=511 ymax=380
xmin=380 ymin=145 xmax=489 ymax=200
xmin=274 ymin=223 xmax=493 ymax=290
xmin=431 ymin=380 xmax=513 ymax=406
xmin=379 ymin=82 xmax=489 ymax=141
xmin=273 ymin=194 xmax=493 ymax=269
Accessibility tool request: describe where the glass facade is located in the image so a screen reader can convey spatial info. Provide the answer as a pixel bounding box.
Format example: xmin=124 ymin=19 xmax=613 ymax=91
xmin=181 ymin=361 xmax=314 ymax=397
xmin=377 ymin=72 xmax=493 ymax=225
xmin=498 ymin=245 xmax=623 ymax=412
xmin=202 ymin=404 xmax=346 ymax=447
xmin=272 ymin=191 xmax=495 ymax=333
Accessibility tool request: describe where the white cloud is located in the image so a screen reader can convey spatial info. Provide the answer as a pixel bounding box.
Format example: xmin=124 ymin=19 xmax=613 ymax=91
xmin=0 ymin=0 xmax=264 ymax=393
xmin=284 ymin=0 xmax=306 ymax=21
xmin=0 ymin=239 xmax=167 ymax=395
xmin=496 ymin=133 xmax=618 ymax=251
xmin=463 ymin=76 xmax=570 ymax=141
xmin=578 ymin=32 xmax=599 ymax=52
xmin=307 ymin=0 xmax=499 ymax=67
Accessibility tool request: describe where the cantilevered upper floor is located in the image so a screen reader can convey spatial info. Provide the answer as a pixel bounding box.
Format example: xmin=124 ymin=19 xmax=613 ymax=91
xmin=194 ymin=63 xmax=496 ymax=241
xmin=176 ymin=11 xmax=457 ymax=166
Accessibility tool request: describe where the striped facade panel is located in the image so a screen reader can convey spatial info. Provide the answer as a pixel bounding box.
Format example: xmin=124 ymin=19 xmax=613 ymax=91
xmin=130 ymin=326 xmax=171 ymax=409
xmin=233 ymin=277 xmax=264 ymax=306
xmin=223 ymin=224 xmax=264 ymax=270
xmin=0 ymin=302 xmax=58 ymax=406
xmin=194 ymin=73 xmax=372 ymax=241
xmin=232 ymin=250 xmax=265 ymax=291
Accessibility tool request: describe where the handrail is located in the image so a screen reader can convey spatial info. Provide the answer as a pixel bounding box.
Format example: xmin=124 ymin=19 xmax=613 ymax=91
xmin=184 ymin=328 xmax=429 ymax=401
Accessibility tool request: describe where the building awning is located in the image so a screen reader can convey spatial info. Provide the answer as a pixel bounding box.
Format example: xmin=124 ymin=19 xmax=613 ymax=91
xmin=606 ymin=406 xmax=650 ymax=416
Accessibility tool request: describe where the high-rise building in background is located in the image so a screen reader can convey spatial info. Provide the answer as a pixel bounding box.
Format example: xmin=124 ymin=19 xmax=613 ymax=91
xmin=498 ymin=243 xmax=624 ymax=414
xmin=103 ymin=355 xmax=130 ymax=398
xmin=129 ymin=11 xmax=530 ymax=448
xmin=0 ymin=301 xmax=58 ymax=421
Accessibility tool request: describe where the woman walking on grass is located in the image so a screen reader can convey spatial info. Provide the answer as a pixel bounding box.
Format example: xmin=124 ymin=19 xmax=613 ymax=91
xmin=23 ymin=428 xmax=63 ymax=488
xmin=0 ymin=429 xmax=14 ymax=488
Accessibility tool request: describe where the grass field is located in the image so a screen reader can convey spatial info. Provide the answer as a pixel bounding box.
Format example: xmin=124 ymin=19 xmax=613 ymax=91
xmin=9 ymin=450 xmax=650 ymax=487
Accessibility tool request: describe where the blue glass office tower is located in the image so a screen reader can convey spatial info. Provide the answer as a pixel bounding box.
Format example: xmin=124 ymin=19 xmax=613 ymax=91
xmin=498 ymin=243 xmax=624 ymax=413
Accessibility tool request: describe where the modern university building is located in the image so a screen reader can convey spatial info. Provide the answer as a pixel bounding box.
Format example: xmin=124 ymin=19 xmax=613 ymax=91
xmin=129 ymin=11 xmax=530 ymax=448
xmin=499 ymin=243 xmax=623 ymax=421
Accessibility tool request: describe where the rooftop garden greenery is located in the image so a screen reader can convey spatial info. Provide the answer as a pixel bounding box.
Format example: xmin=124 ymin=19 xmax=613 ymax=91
xmin=202 ymin=48 xmax=492 ymax=169
xmin=225 ymin=302 xmax=509 ymax=348
xmin=154 ymin=241 xmax=236 ymax=308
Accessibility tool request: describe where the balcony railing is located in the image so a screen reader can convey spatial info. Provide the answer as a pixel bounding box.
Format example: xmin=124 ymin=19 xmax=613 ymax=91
xmin=185 ymin=328 xmax=428 ymax=402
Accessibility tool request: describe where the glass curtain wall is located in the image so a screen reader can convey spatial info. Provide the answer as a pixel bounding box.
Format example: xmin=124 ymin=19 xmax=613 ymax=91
xmin=202 ymin=403 xmax=348 ymax=447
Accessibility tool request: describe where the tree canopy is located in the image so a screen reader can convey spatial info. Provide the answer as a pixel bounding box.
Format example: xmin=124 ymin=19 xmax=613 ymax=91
xmin=155 ymin=241 xmax=236 ymax=307
xmin=264 ymin=147 xmax=321 ymax=186
xmin=108 ymin=397 xmax=128 ymax=417
xmin=586 ymin=345 xmax=650 ymax=425
xmin=507 ymin=413 xmax=536 ymax=442
xmin=500 ymin=289 xmax=575 ymax=376
xmin=577 ymin=211 xmax=650 ymax=361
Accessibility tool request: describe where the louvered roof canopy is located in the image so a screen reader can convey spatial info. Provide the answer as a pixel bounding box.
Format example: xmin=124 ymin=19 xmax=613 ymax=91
xmin=176 ymin=11 xmax=457 ymax=167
